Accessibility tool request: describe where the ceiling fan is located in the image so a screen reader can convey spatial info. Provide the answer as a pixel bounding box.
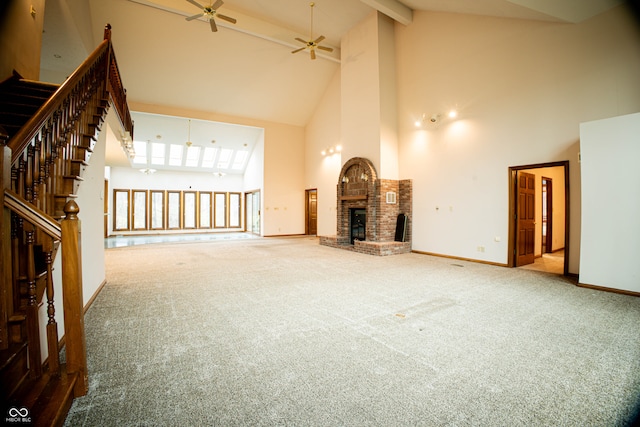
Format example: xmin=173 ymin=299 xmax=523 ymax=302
xmin=292 ymin=2 xmax=334 ymax=60
xmin=185 ymin=0 xmax=236 ymax=33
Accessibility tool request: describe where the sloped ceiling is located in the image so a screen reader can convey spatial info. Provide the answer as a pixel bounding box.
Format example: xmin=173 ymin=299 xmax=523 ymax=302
xmin=39 ymin=0 xmax=623 ymax=170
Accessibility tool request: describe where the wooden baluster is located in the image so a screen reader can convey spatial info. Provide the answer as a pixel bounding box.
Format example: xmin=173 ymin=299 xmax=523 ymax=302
xmin=16 ymin=154 xmax=26 ymax=199
xmin=32 ymin=139 xmax=41 ymax=206
xmin=10 ymin=215 xmax=21 ymax=316
xmin=44 ymin=240 xmax=60 ymax=376
xmin=1 ymin=141 xmax=10 ymax=349
xmin=25 ymin=144 xmax=34 ymax=203
xmin=25 ymin=226 xmax=42 ymax=378
xmin=61 ymin=201 xmax=88 ymax=396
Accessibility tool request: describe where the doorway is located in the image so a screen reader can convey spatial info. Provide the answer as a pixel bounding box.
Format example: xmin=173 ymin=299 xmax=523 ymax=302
xmin=508 ymin=161 xmax=569 ymax=275
xmin=245 ymin=190 xmax=261 ymax=235
xmin=542 ymin=177 xmax=553 ymax=254
xmin=305 ymin=189 xmax=317 ymax=236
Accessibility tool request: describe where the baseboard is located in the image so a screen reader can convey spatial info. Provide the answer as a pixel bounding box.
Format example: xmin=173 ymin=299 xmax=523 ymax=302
xmin=411 ymin=250 xmax=509 ymax=267
xmin=577 ymin=282 xmax=640 ymax=297
xmin=263 ymin=234 xmax=308 ymax=238
xmin=84 ymin=279 xmax=107 ymax=314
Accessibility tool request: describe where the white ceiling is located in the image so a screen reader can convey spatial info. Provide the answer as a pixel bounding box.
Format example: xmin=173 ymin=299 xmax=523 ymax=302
xmin=40 ymin=0 xmax=622 ymax=172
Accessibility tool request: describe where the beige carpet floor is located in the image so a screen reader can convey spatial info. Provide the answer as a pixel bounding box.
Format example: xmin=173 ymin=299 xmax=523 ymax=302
xmin=65 ymin=237 xmax=640 ymax=426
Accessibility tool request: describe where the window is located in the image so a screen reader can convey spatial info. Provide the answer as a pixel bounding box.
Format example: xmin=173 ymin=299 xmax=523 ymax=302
xmin=132 ymin=190 xmax=148 ymax=230
xmin=214 ymin=192 xmax=227 ymax=228
xmin=167 ymin=191 xmax=181 ymax=229
xmin=151 ymin=143 xmax=166 ymax=165
xmin=201 ymin=147 xmax=218 ymax=168
xmin=232 ymin=151 xmax=248 ymax=170
xmin=229 ymin=192 xmax=241 ymax=228
xmin=150 ymin=191 xmax=165 ymax=229
xmin=111 ymin=187 xmax=245 ymax=233
xmin=185 ymin=146 xmax=201 ymax=167
xmin=199 ymin=192 xmax=212 ymax=228
xmin=132 ymin=141 xmax=147 ymax=165
xmin=183 ymin=192 xmax=197 ymax=228
xmin=169 ymin=144 xmax=183 ymax=166
xmin=114 ymin=190 xmax=130 ymax=230
xmin=217 ymin=148 xmax=233 ymax=169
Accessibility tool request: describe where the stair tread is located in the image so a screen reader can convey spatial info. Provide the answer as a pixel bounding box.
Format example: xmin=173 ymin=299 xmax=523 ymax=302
xmin=0 ymin=341 xmax=28 ymax=372
xmin=5 ymin=365 xmax=78 ymax=427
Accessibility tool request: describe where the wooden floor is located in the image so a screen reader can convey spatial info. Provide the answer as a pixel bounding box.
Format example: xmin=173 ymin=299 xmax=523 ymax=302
xmin=519 ymin=250 xmax=564 ymax=274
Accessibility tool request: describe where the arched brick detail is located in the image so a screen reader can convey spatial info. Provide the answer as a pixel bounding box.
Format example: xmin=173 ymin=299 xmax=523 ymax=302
xmin=337 ymin=157 xmax=378 ymax=186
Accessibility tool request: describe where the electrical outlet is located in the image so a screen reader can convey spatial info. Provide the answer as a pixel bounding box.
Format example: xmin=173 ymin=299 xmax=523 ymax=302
xmin=477 ymin=246 xmax=485 ymax=253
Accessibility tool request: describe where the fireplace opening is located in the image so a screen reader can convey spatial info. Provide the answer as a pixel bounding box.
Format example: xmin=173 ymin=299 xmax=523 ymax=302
xmin=350 ymin=208 xmax=366 ymax=244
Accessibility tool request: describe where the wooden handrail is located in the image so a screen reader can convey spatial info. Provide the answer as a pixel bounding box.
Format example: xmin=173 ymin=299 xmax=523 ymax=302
xmin=3 ymin=188 xmax=61 ymax=240
xmin=8 ymin=24 xmax=133 ymax=164
xmin=8 ymin=39 xmax=108 ymax=164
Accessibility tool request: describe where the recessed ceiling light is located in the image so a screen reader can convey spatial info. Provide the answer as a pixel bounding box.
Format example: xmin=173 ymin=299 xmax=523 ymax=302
xmin=156 ymin=134 xmax=162 ymax=139
xmin=211 ymin=140 xmax=216 ymax=144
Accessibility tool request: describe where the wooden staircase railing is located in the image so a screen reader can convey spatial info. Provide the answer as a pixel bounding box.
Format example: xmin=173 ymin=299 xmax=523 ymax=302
xmin=0 ymin=23 xmax=132 ymax=425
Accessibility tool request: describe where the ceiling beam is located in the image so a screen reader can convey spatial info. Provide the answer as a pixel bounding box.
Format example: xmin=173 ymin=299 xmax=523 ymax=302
xmin=360 ymin=0 xmax=413 ymax=25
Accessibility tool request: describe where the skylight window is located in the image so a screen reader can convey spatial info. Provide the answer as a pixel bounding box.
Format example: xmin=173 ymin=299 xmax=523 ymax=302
xmin=169 ymin=144 xmax=183 ymax=166
xmin=132 ymin=141 xmax=147 ymax=164
xmin=151 ymin=143 xmax=165 ymax=165
xmin=185 ymin=146 xmax=201 ymax=167
xmin=201 ymin=147 xmax=218 ymax=168
xmin=217 ymin=148 xmax=233 ymax=169
xmin=231 ymin=150 xmax=248 ymax=170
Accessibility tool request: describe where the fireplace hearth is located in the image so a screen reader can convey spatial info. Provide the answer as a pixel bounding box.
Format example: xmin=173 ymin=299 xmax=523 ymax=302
xmin=320 ymin=157 xmax=412 ymax=256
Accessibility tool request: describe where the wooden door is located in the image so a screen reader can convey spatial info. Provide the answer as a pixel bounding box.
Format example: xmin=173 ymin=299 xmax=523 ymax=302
xmin=517 ymin=171 xmax=536 ymax=266
xmin=306 ymin=189 xmax=317 ymax=235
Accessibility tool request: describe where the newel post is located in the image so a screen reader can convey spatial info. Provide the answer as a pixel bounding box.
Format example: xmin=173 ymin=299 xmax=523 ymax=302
xmin=61 ymin=200 xmax=88 ymax=396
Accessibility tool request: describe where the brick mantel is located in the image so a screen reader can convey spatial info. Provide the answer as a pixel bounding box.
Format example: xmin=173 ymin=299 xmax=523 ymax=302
xmin=320 ymin=157 xmax=412 ymax=256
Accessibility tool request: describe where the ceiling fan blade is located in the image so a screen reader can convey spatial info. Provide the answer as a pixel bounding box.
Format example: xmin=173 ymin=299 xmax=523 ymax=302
xmin=291 ymin=47 xmax=305 ymax=54
xmin=209 ymin=18 xmax=218 ymax=32
xmin=310 ymin=49 xmax=316 ymax=60
xmin=186 ymin=0 xmax=205 ymax=10
xmin=313 ymin=35 xmax=325 ymax=44
xmin=211 ymin=0 xmax=224 ymax=10
xmin=216 ymin=14 xmax=236 ymax=24
xmin=295 ymin=37 xmax=308 ymax=45
xmin=186 ymin=13 xmax=204 ymax=21
xmin=317 ymin=45 xmax=333 ymax=52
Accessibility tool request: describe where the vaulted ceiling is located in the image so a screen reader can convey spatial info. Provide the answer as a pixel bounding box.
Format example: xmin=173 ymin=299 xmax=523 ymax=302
xmin=40 ymin=0 xmax=622 ymax=171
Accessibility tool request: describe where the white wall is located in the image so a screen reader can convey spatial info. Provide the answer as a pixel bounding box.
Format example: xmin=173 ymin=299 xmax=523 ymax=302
xmin=75 ymin=108 xmax=110 ymax=304
xmin=579 ymin=112 xmax=640 ymax=293
xmin=340 ymin=11 xmax=384 ymax=173
xmin=262 ymin=124 xmax=306 ymax=236
xmin=393 ymin=6 xmax=640 ymax=271
xmin=305 ymin=69 xmax=342 ymax=237
xmin=305 ymin=5 xmax=640 ymax=273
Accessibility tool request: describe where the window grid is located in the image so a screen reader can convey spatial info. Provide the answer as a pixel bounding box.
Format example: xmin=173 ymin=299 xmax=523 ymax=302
xmin=112 ymin=189 xmax=244 ymax=233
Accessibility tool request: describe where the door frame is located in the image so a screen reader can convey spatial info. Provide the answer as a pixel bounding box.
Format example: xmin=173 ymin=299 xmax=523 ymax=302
xmin=508 ymin=161 xmax=569 ymax=275
xmin=305 ymin=188 xmax=317 ymax=235
xmin=542 ymin=177 xmax=553 ymax=254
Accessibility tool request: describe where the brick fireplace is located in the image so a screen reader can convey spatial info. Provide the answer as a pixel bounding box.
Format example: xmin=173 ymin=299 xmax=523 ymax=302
xmin=320 ymin=157 xmax=412 ymax=256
